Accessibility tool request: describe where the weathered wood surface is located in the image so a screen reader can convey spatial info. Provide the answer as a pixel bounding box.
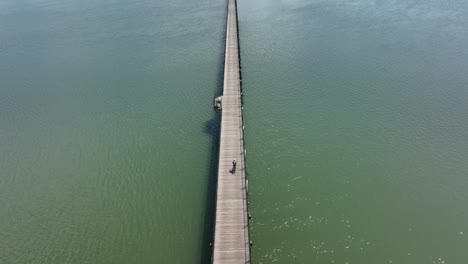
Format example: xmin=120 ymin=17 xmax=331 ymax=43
xmin=212 ymin=0 xmax=250 ymax=263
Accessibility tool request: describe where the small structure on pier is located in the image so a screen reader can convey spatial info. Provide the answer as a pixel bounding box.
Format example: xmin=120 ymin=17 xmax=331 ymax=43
xmin=213 ymin=96 xmax=223 ymax=112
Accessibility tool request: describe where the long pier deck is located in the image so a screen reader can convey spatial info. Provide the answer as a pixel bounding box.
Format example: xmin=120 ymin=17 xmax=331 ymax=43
xmin=212 ymin=0 xmax=250 ymax=263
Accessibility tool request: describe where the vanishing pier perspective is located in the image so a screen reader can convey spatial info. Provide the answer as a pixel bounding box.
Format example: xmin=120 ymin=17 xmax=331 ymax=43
xmin=212 ymin=0 xmax=250 ymax=263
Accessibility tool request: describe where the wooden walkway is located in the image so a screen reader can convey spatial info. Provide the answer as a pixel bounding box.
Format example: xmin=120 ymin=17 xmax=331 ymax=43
xmin=212 ymin=0 xmax=250 ymax=263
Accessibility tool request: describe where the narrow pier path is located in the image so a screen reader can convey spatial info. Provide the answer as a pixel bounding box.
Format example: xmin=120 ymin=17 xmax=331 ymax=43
xmin=212 ymin=0 xmax=250 ymax=263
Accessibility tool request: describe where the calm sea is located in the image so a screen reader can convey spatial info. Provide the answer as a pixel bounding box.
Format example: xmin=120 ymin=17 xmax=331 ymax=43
xmin=239 ymin=0 xmax=468 ymax=263
xmin=0 ymin=0 xmax=225 ymax=263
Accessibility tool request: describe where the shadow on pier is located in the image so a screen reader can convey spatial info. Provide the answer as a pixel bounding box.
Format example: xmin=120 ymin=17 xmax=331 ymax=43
xmin=199 ymin=115 xmax=220 ymax=264
xmin=199 ymin=6 xmax=227 ymax=263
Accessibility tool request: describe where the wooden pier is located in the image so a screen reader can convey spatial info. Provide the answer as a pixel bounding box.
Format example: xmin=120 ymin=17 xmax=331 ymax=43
xmin=212 ymin=0 xmax=250 ymax=263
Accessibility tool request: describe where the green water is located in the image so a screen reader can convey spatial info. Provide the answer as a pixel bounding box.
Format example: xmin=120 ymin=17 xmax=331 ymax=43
xmin=0 ymin=0 xmax=225 ymax=263
xmin=239 ymin=0 xmax=468 ymax=263
xmin=2 ymin=0 xmax=468 ymax=263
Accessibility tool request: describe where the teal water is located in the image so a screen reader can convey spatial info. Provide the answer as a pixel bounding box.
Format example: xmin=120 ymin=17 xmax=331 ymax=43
xmin=0 ymin=0 xmax=225 ymax=263
xmin=239 ymin=0 xmax=468 ymax=263
xmin=2 ymin=0 xmax=468 ymax=263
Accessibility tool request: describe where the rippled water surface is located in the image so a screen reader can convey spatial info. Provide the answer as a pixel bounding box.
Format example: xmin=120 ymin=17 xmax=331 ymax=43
xmin=239 ymin=0 xmax=468 ymax=263
xmin=0 ymin=0 xmax=225 ymax=263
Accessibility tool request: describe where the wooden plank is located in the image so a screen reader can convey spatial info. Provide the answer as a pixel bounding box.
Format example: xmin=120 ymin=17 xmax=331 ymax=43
xmin=212 ymin=0 xmax=250 ymax=263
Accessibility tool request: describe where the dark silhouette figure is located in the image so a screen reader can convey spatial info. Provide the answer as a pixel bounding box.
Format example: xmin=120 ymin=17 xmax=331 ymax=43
xmin=230 ymin=159 xmax=237 ymax=174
